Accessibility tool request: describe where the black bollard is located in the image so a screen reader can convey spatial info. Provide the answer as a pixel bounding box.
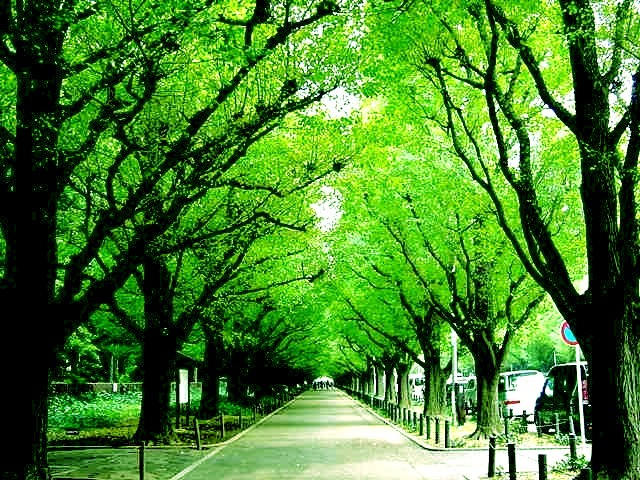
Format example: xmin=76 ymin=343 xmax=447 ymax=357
xmin=435 ymin=417 xmax=440 ymax=444
xmin=426 ymin=415 xmax=431 ymax=440
xmin=508 ymin=442 xmax=516 ymax=480
xmin=138 ymin=442 xmax=145 ymax=480
xmin=504 ymin=415 xmax=510 ymax=439
xmin=445 ymin=420 xmax=451 ymax=448
xmin=419 ymin=413 xmax=424 ymax=436
xmin=569 ymin=434 xmax=577 ymax=460
xmin=538 ymin=453 xmax=547 ymax=480
xmin=194 ymin=419 xmax=201 ymax=450
xmin=488 ymin=435 xmax=496 ymax=478
xmin=580 ymin=468 xmax=592 ymax=480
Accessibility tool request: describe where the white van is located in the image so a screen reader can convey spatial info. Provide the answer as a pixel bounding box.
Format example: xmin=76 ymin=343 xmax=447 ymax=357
xmin=498 ymin=370 xmax=546 ymax=420
xmin=408 ymin=373 xmax=425 ymax=402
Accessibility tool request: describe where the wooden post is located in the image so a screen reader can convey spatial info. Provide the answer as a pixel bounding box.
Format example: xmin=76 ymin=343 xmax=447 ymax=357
xmin=221 ymin=413 xmax=225 ymax=439
xmin=194 ymin=418 xmax=201 ymax=450
xmin=239 ymin=408 xmax=243 ymax=429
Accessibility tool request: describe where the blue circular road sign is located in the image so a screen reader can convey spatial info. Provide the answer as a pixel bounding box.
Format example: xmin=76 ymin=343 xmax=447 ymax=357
xmin=560 ymin=321 xmax=578 ymax=346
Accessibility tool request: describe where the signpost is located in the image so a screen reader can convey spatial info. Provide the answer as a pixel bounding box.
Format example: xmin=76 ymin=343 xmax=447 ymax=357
xmin=560 ymin=321 xmax=586 ymax=446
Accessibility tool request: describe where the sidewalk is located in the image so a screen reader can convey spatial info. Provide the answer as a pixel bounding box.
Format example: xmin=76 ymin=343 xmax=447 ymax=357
xmin=168 ymin=389 xmax=585 ymax=480
xmin=49 ymin=389 xmax=588 ymax=480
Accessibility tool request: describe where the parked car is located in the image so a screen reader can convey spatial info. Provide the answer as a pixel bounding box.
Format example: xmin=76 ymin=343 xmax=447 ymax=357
xmin=534 ymin=362 xmax=592 ymax=440
xmin=498 ymin=369 xmax=546 ymax=420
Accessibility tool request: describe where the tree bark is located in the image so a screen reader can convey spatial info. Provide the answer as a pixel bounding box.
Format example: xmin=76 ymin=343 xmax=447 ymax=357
xmin=468 ymin=350 xmax=501 ymax=439
xmin=585 ymin=305 xmax=640 ymax=479
xmin=384 ymin=363 xmax=397 ymax=404
xmin=375 ymin=363 xmax=385 ymax=398
xmin=199 ymin=322 xmax=224 ymax=418
xmin=396 ymin=361 xmax=411 ymax=408
xmin=423 ymin=361 xmax=448 ymax=417
xmin=133 ymin=257 xmax=178 ymax=444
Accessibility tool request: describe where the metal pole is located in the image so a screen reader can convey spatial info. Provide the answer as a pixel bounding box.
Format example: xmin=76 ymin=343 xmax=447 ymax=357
xmin=451 ymin=328 xmax=458 ymax=426
xmin=575 ymin=346 xmax=587 ymax=446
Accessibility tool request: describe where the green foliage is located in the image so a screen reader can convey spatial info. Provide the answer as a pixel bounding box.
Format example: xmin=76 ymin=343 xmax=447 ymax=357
xmin=48 ymin=392 xmax=142 ymax=429
xmin=552 ymin=453 xmax=590 ymax=472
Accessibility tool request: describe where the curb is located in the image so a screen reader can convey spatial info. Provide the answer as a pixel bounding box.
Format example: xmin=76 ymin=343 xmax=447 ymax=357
xmin=347 ymin=394 xmax=575 ymax=453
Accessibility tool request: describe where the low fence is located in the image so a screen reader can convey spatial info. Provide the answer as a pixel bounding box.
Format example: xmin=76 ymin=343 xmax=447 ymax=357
xmin=50 ymin=382 xmax=146 ymax=394
xmin=344 ymin=387 xmax=593 ymax=480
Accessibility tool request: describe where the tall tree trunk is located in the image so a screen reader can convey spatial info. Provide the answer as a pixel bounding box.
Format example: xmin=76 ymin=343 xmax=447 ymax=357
xmin=423 ymin=361 xmax=448 ymax=417
xmin=469 ymin=354 xmax=501 ymax=439
xmin=3 ymin=2 xmax=65 ymax=478
xmin=375 ymin=364 xmax=385 ymax=398
xmin=199 ymin=321 xmax=223 ymax=418
xmin=586 ymin=306 xmax=640 ymax=479
xmin=396 ymin=361 xmax=411 ymax=408
xmin=227 ymin=349 xmax=249 ymax=403
xmin=367 ymin=361 xmax=376 ymax=396
xmin=384 ymin=363 xmax=397 ymax=404
xmin=134 ymin=257 xmax=177 ymax=444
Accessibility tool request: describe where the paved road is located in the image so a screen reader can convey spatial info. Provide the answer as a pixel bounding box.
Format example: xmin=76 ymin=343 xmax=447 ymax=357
xmin=169 ymin=389 xmax=587 ymax=480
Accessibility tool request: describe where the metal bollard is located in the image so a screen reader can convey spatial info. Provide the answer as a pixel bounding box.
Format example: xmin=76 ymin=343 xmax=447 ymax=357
xmin=488 ymin=435 xmax=496 ymax=478
xmin=508 ymin=442 xmax=516 ymax=480
xmin=435 ymin=417 xmax=440 ymax=444
xmin=580 ymin=468 xmax=592 ymax=480
xmin=419 ymin=413 xmax=424 ymax=436
xmin=138 ymin=442 xmax=145 ymax=480
xmin=426 ymin=415 xmax=431 ymax=440
xmin=444 ymin=420 xmax=450 ymax=448
xmin=569 ymin=434 xmax=577 ymax=460
xmin=538 ymin=453 xmax=547 ymax=480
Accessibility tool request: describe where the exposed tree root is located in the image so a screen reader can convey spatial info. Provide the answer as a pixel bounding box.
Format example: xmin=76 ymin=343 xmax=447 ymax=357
xmin=466 ymin=425 xmax=501 ymax=440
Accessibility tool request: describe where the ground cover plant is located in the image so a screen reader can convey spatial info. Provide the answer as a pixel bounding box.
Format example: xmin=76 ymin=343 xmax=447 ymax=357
xmin=47 ymin=390 xmax=264 ymax=447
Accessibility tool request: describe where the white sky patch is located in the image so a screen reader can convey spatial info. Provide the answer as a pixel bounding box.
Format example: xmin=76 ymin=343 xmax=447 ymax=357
xmin=321 ymin=87 xmax=362 ymax=120
xmin=310 ymin=186 xmax=343 ymax=232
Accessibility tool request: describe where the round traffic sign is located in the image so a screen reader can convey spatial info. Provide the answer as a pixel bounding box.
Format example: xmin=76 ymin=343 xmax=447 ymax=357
xmin=560 ymin=321 xmax=578 ymax=346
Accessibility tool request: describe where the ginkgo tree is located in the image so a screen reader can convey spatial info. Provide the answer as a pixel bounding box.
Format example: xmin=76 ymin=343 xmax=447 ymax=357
xmin=0 ymin=1 xmax=364 ymax=478
xmin=379 ymin=0 xmax=640 ymax=477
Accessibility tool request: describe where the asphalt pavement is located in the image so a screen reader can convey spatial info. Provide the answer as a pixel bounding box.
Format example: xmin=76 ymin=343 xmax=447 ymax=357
xmin=166 ymin=389 xmax=587 ymax=480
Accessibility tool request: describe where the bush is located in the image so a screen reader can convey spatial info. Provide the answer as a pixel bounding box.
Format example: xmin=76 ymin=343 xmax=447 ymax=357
xmin=552 ymin=453 xmax=590 ymax=472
